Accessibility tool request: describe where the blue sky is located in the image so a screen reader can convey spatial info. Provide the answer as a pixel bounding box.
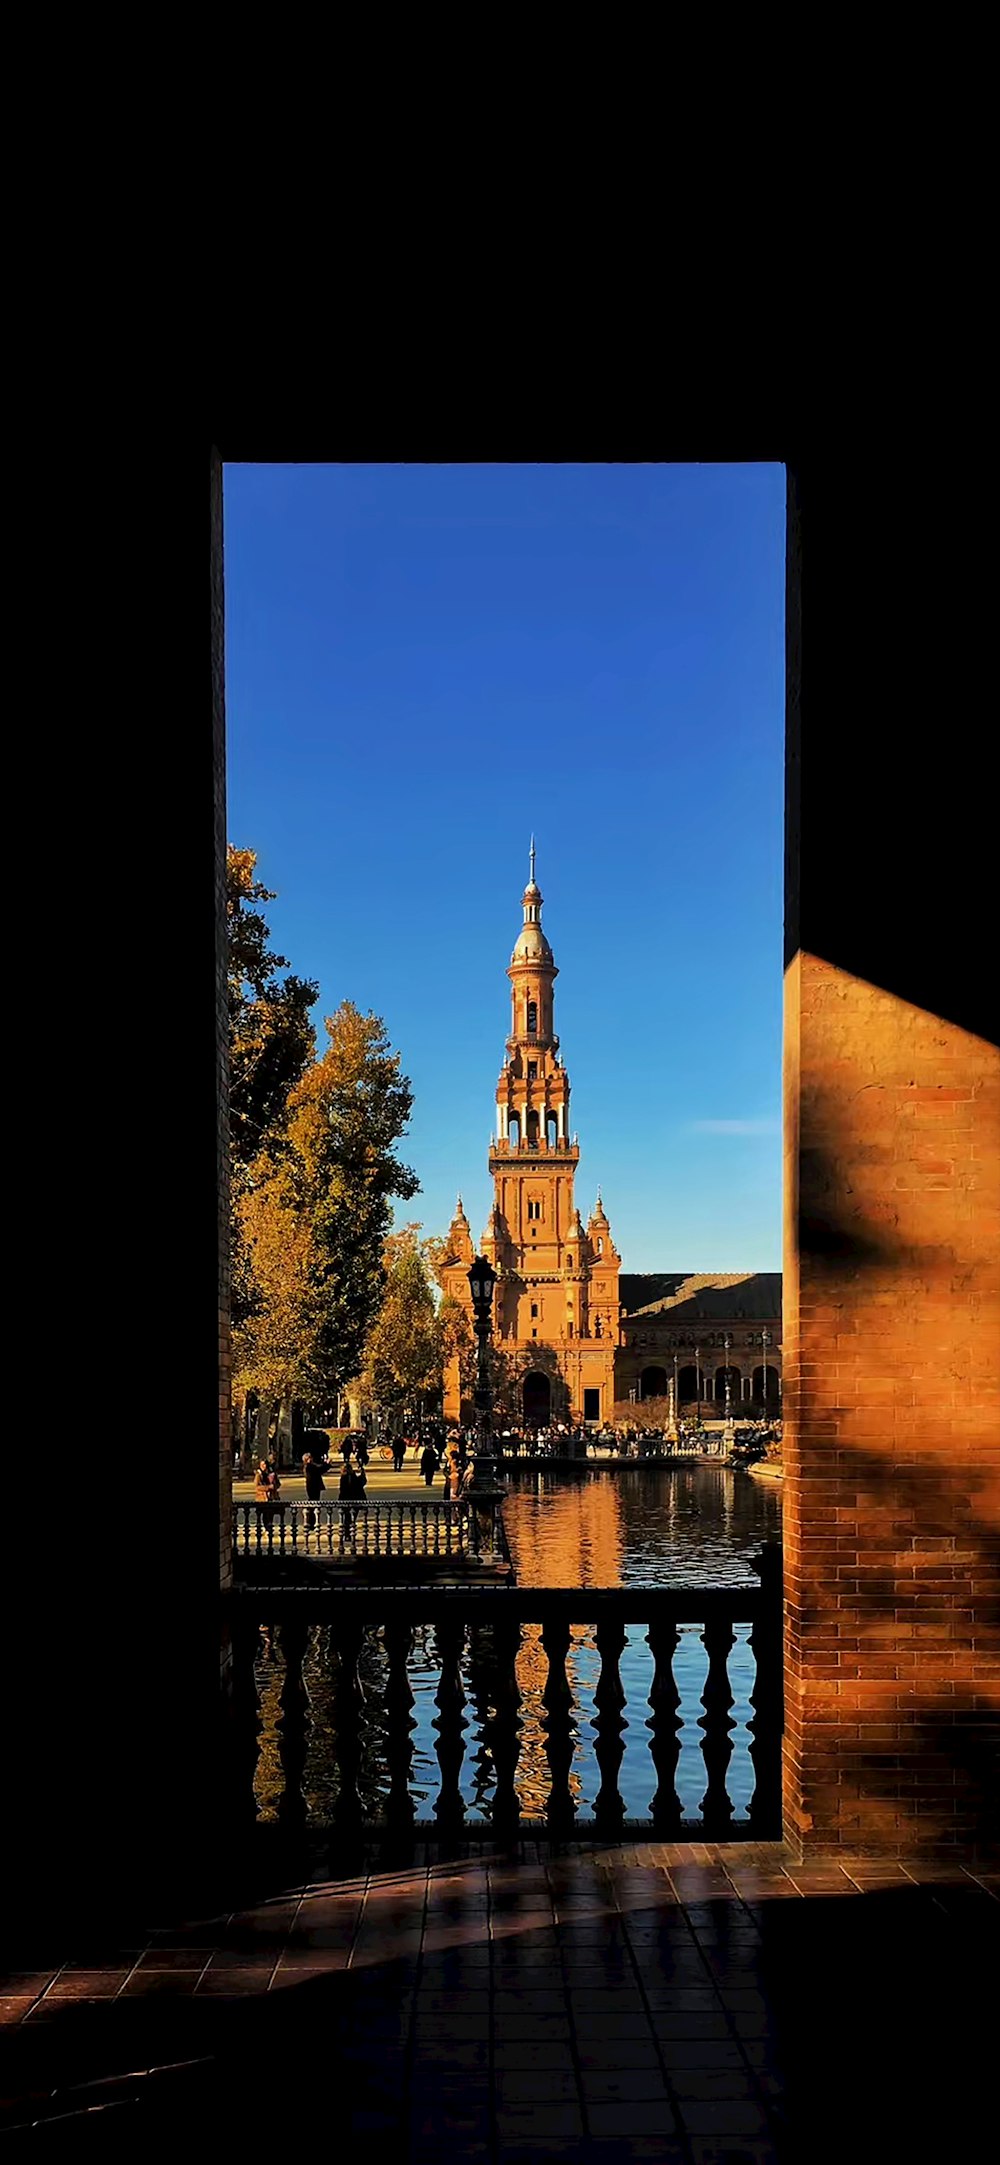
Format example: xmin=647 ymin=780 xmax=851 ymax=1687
xmin=224 ymin=463 xmax=785 ymax=1271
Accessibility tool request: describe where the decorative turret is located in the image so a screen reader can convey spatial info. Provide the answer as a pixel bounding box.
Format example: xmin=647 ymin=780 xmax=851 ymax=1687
xmin=444 ymin=1194 xmax=474 ymax=1265
xmin=588 ymin=1192 xmax=620 ymax=1263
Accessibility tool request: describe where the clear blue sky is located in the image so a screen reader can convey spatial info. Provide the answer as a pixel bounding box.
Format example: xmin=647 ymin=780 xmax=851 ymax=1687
xmin=224 ymin=463 xmax=785 ymax=1271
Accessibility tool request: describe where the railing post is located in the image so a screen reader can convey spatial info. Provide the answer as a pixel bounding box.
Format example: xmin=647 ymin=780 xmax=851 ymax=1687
xmin=489 ymin=1616 xmax=523 ymax=1838
xmin=749 ymin=1542 xmax=784 ymax=1838
xmin=277 ymin=1614 xmax=309 ymax=1834
xmin=384 ymin=1619 xmax=416 ymax=1837
xmin=229 ymin=1609 xmax=261 ymax=1827
xmin=433 ymin=1619 xmax=467 ymax=1836
xmin=646 ymin=1616 xmax=683 ymax=1835
xmin=541 ymin=1616 xmax=576 ymax=1835
xmin=593 ymin=1616 xmax=628 ymax=1837
xmin=331 ymin=1613 xmax=366 ymax=1842
xmin=699 ymin=1611 xmax=736 ymax=1834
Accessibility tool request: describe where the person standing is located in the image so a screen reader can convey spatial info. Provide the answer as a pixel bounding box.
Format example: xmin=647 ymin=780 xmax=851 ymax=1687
xmin=303 ymin=1451 xmax=325 ymax=1534
xmin=392 ymin=1434 xmax=407 ymax=1474
xmin=420 ymin=1441 xmax=438 ymax=1489
xmin=254 ymin=1457 xmax=279 ymax=1527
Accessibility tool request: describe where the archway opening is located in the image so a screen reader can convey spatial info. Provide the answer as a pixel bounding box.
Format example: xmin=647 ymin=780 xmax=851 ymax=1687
xmin=678 ymin=1364 xmax=699 ymax=1404
xmin=640 ymin=1365 xmax=668 ymax=1400
xmin=522 ymin=1370 xmax=551 ymax=1425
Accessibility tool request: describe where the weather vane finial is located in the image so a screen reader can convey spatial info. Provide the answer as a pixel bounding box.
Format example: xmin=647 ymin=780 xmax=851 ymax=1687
xmin=529 ymin=834 xmax=536 ymax=883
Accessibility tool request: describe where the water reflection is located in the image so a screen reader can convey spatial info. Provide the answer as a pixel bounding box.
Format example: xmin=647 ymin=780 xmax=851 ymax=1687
xmin=251 ymin=1468 xmax=781 ymax=1828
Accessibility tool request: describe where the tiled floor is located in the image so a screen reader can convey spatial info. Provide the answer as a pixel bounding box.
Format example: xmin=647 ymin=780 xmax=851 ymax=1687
xmin=2 ymin=1843 xmax=996 ymax=2157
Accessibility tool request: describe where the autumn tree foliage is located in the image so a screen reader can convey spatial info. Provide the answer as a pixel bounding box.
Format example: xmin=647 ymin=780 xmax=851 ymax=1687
xmin=362 ymin=1225 xmax=443 ymax=1423
xmin=227 ymin=848 xmax=318 ymax=1173
xmin=228 ymin=856 xmax=417 ymax=1442
xmin=282 ymin=1002 xmax=419 ymax=1401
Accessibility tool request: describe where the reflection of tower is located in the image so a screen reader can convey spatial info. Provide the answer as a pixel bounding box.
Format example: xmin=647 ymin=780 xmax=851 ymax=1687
xmin=441 ymin=846 xmax=621 ymax=1424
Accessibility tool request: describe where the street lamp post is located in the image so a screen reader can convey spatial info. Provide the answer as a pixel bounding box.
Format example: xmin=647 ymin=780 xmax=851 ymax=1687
xmin=723 ymin=1331 xmax=735 ymax=1456
xmin=668 ymin=1349 xmax=679 ymax=1444
xmin=467 ymin=1254 xmax=504 ymax=1550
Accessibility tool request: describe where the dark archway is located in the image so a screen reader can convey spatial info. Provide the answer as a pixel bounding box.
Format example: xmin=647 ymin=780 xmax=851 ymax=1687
xmin=678 ymin=1364 xmax=699 ymax=1404
xmin=640 ymin=1365 xmax=668 ymax=1400
xmin=753 ymin=1363 xmax=780 ymax=1407
xmin=522 ymin=1370 xmax=551 ymax=1424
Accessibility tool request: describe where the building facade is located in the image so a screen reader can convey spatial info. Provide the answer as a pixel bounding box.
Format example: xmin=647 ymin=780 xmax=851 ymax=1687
xmin=617 ymin=1271 xmax=781 ymax=1413
xmin=441 ymin=850 xmax=622 ymax=1424
xmin=441 ymin=854 xmax=781 ymax=1425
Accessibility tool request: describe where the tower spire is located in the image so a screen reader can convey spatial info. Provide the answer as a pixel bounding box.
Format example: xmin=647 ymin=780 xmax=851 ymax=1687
xmin=529 ymin=834 xmax=536 ymax=884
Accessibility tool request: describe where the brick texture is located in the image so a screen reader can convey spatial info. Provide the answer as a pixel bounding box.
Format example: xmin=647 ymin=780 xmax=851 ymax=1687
xmin=782 ymin=952 xmax=1000 ymax=1856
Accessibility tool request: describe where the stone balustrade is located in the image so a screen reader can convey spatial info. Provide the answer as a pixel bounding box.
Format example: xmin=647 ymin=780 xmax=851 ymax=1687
xmin=226 ymin=1547 xmax=782 ymax=1842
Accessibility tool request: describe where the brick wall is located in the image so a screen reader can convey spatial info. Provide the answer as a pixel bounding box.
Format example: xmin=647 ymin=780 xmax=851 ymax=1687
xmin=782 ymin=460 xmax=1000 ymax=1858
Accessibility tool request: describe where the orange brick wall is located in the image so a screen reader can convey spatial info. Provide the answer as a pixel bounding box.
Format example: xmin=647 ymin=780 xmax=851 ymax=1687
xmin=782 ymin=952 xmax=1000 ymax=1856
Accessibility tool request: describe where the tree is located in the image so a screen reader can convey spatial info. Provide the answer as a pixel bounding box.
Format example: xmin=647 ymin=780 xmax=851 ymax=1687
xmin=233 ymin=1158 xmax=316 ymax=1410
xmin=285 ymin=1002 xmax=419 ymax=1400
xmin=363 ymin=1225 xmax=443 ymax=1424
xmin=227 ymin=847 xmax=318 ymax=1177
xmin=227 ymin=847 xmax=319 ymax=1457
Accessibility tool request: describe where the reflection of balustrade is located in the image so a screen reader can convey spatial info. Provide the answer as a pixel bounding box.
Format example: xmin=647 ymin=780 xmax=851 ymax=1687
xmin=226 ymin=1549 xmax=782 ymax=1840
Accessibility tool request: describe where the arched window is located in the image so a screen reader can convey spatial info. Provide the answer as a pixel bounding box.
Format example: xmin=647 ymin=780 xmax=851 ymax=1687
xmin=509 ymin=1114 xmax=521 ymax=1148
xmin=527 ymin=999 xmax=538 ymax=1034
xmin=546 ymin=1112 xmax=558 ymax=1148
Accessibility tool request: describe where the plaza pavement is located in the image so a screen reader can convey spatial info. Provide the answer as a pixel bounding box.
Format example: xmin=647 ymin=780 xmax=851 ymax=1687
xmin=3 ymin=1842 xmax=995 ymax=2154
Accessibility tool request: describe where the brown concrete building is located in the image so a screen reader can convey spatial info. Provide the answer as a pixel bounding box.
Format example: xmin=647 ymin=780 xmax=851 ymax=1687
xmin=440 ymin=854 xmax=781 ymax=1425
xmin=618 ymin=1270 xmax=781 ymax=1413
xmin=441 ymin=848 xmax=623 ymax=1425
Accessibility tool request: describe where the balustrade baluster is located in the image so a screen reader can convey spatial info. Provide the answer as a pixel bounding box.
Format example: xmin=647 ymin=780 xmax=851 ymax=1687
xmin=229 ymin=1612 xmax=262 ymax=1825
xmin=331 ymin=1615 xmax=366 ymax=1840
xmin=593 ymin=1617 xmax=628 ymax=1837
xmin=748 ymin=1548 xmax=783 ymax=1836
xmin=384 ymin=1620 xmax=416 ymax=1836
xmin=291 ymin=1509 xmax=299 ymax=1556
xmin=646 ymin=1617 xmax=684 ymax=1834
xmin=432 ymin=1619 xmax=467 ymax=1835
xmin=541 ymin=1617 xmax=576 ymax=1835
xmin=433 ymin=1508 xmax=441 ymax=1555
xmin=699 ymin=1612 xmax=736 ymax=1834
xmin=489 ymin=1617 xmax=522 ymax=1837
xmin=277 ymin=1616 xmax=310 ymax=1833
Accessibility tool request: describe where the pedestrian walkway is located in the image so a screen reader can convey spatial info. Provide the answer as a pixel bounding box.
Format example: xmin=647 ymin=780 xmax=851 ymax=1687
xmin=3 ymin=1843 xmax=995 ymax=2154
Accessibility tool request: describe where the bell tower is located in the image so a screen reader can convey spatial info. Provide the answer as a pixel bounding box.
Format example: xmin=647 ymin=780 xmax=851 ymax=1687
xmin=440 ymin=846 xmax=621 ymax=1425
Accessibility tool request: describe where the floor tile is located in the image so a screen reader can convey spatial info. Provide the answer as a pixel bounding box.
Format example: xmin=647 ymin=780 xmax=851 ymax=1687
xmin=586 ymin=2100 xmax=678 ymax=2138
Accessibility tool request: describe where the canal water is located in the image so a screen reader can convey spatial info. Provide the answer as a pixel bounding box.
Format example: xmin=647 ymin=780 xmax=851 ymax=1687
xmin=252 ymin=1466 xmax=781 ymax=1829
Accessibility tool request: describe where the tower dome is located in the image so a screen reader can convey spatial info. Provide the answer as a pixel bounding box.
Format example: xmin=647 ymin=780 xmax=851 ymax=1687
xmin=511 ymin=836 xmax=554 ymax=964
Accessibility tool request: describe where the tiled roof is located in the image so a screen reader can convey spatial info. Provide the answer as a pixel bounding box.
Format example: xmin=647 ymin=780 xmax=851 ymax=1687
xmin=620 ymin=1271 xmax=781 ymax=1321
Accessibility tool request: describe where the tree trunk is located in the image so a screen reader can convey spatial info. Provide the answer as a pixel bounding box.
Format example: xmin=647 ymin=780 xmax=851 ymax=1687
xmin=255 ymin=1395 xmax=274 ymax=1462
xmin=276 ymin=1396 xmax=294 ymax=1468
